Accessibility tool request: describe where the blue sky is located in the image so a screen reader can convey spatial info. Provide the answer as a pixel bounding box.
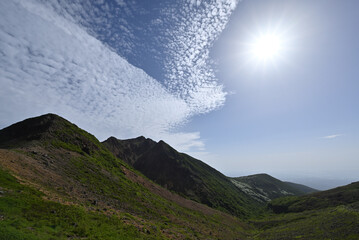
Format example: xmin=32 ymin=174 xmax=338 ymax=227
xmin=183 ymin=0 xmax=359 ymax=188
xmin=0 ymin=0 xmax=358 ymax=189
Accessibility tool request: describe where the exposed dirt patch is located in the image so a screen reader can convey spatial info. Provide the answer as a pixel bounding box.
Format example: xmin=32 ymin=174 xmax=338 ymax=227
xmin=0 ymin=148 xmax=83 ymax=203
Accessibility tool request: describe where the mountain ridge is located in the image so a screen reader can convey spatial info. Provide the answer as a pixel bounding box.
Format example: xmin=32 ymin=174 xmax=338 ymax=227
xmin=103 ymin=136 xmax=262 ymax=218
xmin=1 ymin=113 xmax=358 ymax=239
xmin=0 ymin=113 xmax=251 ymax=239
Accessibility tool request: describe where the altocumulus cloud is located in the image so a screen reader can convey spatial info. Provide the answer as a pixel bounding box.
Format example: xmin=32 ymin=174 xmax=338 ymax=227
xmin=0 ymin=0 xmax=237 ymax=152
xmin=38 ymin=0 xmax=237 ymax=115
xmin=162 ymin=0 xmax=237 ymax=113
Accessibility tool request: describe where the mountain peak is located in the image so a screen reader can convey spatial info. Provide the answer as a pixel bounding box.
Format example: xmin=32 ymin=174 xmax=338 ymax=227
xmin=136 ymin=136 xmax=146 ymax=140
xmin=0 ymin=113 xmax=66 ymax=147
xmin=157 ymin=139 xmax=170 ymax=148
xmin=0 ymin=113 xmax=101 ymax=156
xmin=102 ymin=136 xmax=157 ymax=165
xmin=152 ymin=140 xmax=179 ymax=158
xmin=105 ymin=136 xmax=118 ymax=143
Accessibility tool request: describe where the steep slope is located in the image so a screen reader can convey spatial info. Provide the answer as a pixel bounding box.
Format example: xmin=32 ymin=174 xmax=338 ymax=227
xmin=0 ymin=114 xmax=251 ymax=239
xmin=230 ymin=174 xmax=317 ymax=202
xmin=103 ymin=137 xmax=262 ymax=218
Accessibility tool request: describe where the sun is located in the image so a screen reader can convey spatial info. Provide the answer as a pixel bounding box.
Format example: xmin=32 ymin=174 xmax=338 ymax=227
xmin=249 ymin=32 xmax=284 ymax=62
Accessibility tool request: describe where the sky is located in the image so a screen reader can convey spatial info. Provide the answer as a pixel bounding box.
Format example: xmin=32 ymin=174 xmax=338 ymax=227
xmin=0 ymin=0 xmax=358 ymax=190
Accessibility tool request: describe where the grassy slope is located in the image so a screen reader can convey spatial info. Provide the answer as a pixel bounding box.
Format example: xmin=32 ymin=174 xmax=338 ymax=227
xmin=104 ymin=137 xmax=262 ymax=218
xmin=0 ymin=114 xmax=250 ymax=239
xmin=248 ymin=182 xmax=359 ymax=239
xmin=1 ymin=114 xmax=358 ymax=239
xmin=0 ymin=167 xmax=151 ymax=240
xmin=250 ymin=204 xmax=359 ymax=240
xmin=268 ymin=181 xmax=359 ymax=213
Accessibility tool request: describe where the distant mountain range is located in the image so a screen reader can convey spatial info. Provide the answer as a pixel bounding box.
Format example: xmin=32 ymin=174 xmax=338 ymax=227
xmin=0 ymin=113 xmax=358 ymax=239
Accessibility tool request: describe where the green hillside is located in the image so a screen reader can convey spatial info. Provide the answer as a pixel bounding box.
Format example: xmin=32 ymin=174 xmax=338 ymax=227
xmin=249 ymin=181 xmax=359 ymax=239
xmin=0 ymin=167 xmax=155 ymax=240
xmin=250 ymin=203 xmax=359 ymax=240
xmin=1 ymin=114 xmax=358 ymax=239
xmin=0 ymin=114 xmax=250 ymax=239
xmin=268 ymin=181 xmax=359 ymax=213
xmin=103 ymin=136 xmax=262 ymax=218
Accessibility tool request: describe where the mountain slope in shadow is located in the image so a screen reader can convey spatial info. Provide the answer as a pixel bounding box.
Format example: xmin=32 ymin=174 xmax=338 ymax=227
xmin=103 ymin=136 xmax=262 ymax=218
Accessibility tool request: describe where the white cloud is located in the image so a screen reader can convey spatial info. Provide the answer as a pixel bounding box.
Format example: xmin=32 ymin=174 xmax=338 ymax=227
xmin=0 ymin=0 xmax=238 ymax=153
xmin=158 ymin=132 xmax=205 ymax=152
xmin=37 ymin=0 xmax=138 ymax=58
xmin=321 ymin=134 xmax=344 ymax=139
xmin=32 ymin=0 xmax=238 ymax=117
xmin=161 ymin=0 xmax=238 ymax=114
xmin=0 ymin=0 xmax=188 ymax=149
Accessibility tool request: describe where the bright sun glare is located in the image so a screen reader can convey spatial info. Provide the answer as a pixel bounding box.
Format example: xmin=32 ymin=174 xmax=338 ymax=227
xmin=250 ymin=33 xmax=284 ymax=62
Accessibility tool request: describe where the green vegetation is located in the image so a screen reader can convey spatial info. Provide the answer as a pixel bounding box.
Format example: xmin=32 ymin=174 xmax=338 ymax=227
xmin=249 ymin=204 xmax=359 ymax=240
xmin=0 ymin=114 xmax=250 ymax=239
xmin=268 ymin=181 xmax=359 ymax=213
xmin=250 ymin=181 xmax=359 ymax=239
xmin=104 ymin=137 xmax=263 ymax=218
xmin=0 ymin=113 xmax=358 ymax=239
xmin=0 ymin=168 xmax=153 ymax=240
xmin=0 ymin=157 xmax=249 ymax=239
